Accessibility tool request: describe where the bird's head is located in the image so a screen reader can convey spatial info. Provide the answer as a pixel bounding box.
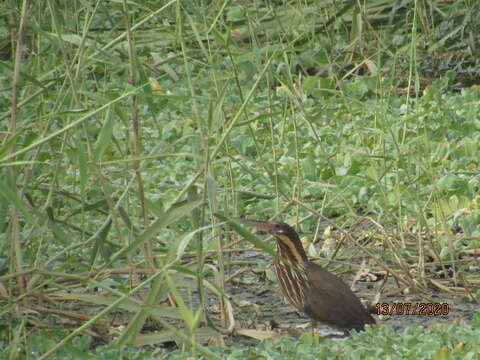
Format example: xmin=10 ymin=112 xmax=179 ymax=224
xmin=237 ymin=219 xmax=307 ymax=264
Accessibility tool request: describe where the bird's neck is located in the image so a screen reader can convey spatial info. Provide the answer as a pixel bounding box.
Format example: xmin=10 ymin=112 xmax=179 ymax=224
xmin=276 ymin=235 xmax=308 ymax=266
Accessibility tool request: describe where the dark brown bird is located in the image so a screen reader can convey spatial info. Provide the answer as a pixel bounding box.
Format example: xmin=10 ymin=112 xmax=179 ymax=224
xmin=239 ymin=219 xmax=375 ymax=332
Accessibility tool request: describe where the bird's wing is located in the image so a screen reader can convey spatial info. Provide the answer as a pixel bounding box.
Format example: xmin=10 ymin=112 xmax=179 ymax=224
xmin=304 ymin=262 xmax=375 ymax=330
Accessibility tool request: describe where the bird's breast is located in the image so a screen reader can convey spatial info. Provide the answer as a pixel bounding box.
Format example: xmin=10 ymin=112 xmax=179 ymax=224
xmin=274 ymin=260 xmax=309 ymax=310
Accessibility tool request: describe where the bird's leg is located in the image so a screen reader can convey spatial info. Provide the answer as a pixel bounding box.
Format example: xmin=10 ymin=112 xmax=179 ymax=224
xmin=311 ymin=319 xmax=317 ymax=335
xmin=310 ymin=319 xmax=322 ymax=343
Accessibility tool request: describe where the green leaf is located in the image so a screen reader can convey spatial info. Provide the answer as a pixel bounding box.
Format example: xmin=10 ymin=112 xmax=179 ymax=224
xmin=303 ymin=76 xmax=335 ymax=99
xmin=106 ymin=196 xmax=203 ymax=267
xmin=206 ymin=175 xmax=218 ymax=213
xmin=93 ymin=108 xmax=114 ymax=163
xmin=0 ymin=179 xmax=35 ymax=224
xmin=0 ymin=129 xmax=24 ymax=158
xmin=89 ymin=217 xmax=113 ymax=264
xmin=437 ymin=175 xmax=457 ymax=191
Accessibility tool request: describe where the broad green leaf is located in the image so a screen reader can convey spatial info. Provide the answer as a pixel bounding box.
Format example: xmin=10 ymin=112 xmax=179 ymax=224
xmin=93 ymin=108 xmax=114 ymax=163
xmin=107 ymin=196 xmax=203 ymax=267
xmin=437 ymin=174 xmax=457 ymax=191
xmin=0 ymin=179 xmax=35 ymax=224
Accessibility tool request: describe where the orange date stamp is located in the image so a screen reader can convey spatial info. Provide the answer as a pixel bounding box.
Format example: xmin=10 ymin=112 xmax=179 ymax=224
xmin=375 ymin=302 xmax=450 ymax=316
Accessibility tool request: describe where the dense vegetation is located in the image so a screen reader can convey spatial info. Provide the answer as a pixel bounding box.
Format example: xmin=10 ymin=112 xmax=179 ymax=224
xmin=1 ymin=0 xmax=479 ymax=358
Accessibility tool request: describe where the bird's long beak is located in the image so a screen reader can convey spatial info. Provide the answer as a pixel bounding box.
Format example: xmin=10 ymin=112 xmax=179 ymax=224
xmin=236 ymin=218 xmax=276 ymax=232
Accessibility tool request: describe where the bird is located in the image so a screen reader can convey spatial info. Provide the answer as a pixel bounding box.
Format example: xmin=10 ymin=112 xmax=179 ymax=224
xmin=238 ymin=219 xmax=375 ymax=332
